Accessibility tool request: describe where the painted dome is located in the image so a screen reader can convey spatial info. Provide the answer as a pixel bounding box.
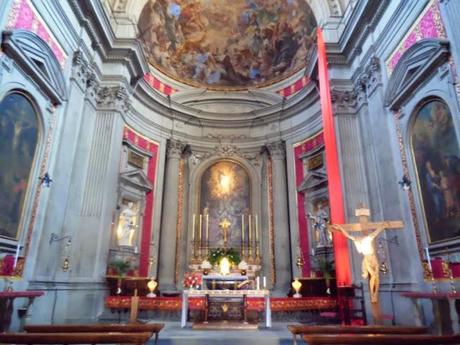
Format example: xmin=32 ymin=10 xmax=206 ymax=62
xmin=138 ymin=0 xmax=317 ymax=90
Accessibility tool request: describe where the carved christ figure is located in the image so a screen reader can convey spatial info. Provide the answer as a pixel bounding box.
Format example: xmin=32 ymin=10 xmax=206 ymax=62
xmin=328 ymin=207 xmax=403 ymax=304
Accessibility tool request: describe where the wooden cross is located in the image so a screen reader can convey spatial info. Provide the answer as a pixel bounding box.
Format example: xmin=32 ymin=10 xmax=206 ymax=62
xmin=328 ymin=205 xmax=404 ymax=324
xmin=219 ymin=218 xmax=231 ymax=248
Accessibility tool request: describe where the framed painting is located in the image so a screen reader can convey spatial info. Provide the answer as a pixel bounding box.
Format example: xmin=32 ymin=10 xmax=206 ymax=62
xmin=199 ymin=160 xmax=250 ymax=249
xmin=0 ymin=93 xmax=39 ymax=240
xmin=411 ymin=99 xmax=460 ymax=243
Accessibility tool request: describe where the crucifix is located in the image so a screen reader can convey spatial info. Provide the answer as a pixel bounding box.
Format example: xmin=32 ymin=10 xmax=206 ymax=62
xmin=328 ymin=205 xmax=404 ymax=323
xmin=219 ymin=218 xmax=231 ymax=249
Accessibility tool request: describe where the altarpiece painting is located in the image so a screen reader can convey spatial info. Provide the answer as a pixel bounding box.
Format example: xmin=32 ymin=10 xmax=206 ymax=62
xmin=199 ymin=161 xmax=250 ymax=249
xmin=411 ymin=99 xmax=460 ymax=243
xmin=0 ymin=93 xmax=38 ymax=240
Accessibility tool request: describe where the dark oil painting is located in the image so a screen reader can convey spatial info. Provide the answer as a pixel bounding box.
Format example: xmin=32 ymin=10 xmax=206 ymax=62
xmin=411 ymin=100 xmax=460 ymax=243
xmin=0 ymin=93 xmax=38 ymax=240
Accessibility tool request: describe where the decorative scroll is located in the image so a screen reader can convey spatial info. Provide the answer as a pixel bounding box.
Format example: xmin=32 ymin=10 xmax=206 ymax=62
xmin=386 ymin=0 xmax=446 ymax=75
xmin=6 ymin=0 xmax=66 ymax=67
xmin=122 ymin=127 xmax=159 ymax=276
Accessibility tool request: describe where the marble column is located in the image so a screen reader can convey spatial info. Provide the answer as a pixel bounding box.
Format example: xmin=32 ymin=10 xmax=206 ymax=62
xmin=267 ymin=141 xmax=291 ymax=294
xmin=158 ymin=139 xmax=185 ymax=291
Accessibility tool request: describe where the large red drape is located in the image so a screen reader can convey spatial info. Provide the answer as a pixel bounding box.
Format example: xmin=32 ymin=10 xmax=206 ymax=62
xmin=317 ymin=28 xmax=351 ymax=286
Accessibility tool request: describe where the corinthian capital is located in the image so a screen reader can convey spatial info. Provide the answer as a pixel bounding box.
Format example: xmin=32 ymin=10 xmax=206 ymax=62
xmin=267 ymin=141 xmax=286 ymax=160
xmin=97 ymin=85 xmax=131 ymax=112
xmin=167 ymin=139 xmax=186 ymax=159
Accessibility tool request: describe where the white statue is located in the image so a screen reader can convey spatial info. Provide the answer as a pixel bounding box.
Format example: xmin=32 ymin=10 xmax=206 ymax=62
xmin=116 ymin=202 xmax=137 ymax=246
xmin=308 ymin=203 xmax=330 ymax=247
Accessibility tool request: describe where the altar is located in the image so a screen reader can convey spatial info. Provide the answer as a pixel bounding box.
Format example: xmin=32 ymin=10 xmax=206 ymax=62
xmin=181 ymin=289 xmax=271 ymax=329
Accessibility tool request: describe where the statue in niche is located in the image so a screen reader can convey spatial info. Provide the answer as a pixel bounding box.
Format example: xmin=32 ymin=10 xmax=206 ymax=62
xmin=117 ymin=202 xmax=138 ymax=247
xmin=308 ymin=203 xmax=331 ymax=247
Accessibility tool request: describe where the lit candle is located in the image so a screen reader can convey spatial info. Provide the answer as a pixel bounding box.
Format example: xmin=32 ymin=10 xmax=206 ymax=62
xmin=13 ymin=244 xmax=20 ymax=269
xmin=263 ymin=276 xmax=266 ymax=289
xmin=192 ymin=214 xmax=196 ymax=242
xmin=425 ymin=247 xmax=432 ymax=271
xmin=256 ymin=276 xmax=260 ymax=290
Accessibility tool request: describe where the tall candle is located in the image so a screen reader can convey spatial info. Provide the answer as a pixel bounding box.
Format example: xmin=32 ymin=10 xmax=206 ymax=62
xmin=192 ymin=214 xmax=196 ymax=241
xmin=199 ymin=214 xmax=202 ymax=245
xmin=13 ymin=244 xmax=20 ymax=269
xmin=249 ymin=214 xmax=252 ymax=247
xmin=255 ymin=214 xmax=259 ymax=242
xmin=256 ymin=276 xmax=260 ymax=290
xmin=263 ymin=276 xmax=266 ymax=289
xmin=206 ymin=214 xmax=209 ymax=244
xmin=242 ymin=215 xmax=245 ymax=246
xmin=425 ymin=247 xmax=432 ymax=271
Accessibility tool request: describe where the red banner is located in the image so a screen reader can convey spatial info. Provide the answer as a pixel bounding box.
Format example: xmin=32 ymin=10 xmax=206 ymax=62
xmin=317 ymin=28 xmax=351 ymax=286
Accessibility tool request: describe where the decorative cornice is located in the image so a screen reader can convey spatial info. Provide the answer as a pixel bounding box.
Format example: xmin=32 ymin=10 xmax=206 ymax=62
xmin=267 ymin=141 xmax=286 ymax=160
xmin=97 ymin=85 xmax=131 ymax=112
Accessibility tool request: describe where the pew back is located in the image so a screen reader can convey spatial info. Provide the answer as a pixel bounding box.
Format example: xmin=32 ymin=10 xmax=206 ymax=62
xmin=0 ymin=332 xmax=152 ymax=344
xmin=24 ymin=323 xmax=164 ymax=333
xmin=288 ymin=324 xmax=429 ymax=335
xmin=303 ymin=334 xmax=460 ymax=345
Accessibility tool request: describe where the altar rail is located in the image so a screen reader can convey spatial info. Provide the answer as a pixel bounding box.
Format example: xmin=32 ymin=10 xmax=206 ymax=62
xmin=105 ymin=296 xmax=336 ymax=312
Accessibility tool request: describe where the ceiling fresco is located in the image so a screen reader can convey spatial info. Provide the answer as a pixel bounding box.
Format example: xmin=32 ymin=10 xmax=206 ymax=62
xmin=138 ymin=0 xmax=317 ymax=90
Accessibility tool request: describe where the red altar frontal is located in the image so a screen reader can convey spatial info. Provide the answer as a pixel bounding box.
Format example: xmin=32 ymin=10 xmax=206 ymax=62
xmin=105 ymin=295 xmax=337 ymax=312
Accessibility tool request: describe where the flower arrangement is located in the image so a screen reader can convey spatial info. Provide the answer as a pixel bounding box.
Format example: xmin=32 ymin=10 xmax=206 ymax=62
xmin=208 ymin=248 xmax=240 ymax=266
xmin=183 ymin=271 xmax=202 ymax=289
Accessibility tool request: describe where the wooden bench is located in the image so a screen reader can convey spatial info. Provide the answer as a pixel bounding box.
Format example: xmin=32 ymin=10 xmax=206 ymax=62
xmin=303 ymin=334 xmax=460 ymax=345
xmin=0 ymin=332 xmax=152 ymax=345
xmin=24 ymin=323 xmax=164 ymax=345
xmin=287 ymin=325 xmax=429 ymax=345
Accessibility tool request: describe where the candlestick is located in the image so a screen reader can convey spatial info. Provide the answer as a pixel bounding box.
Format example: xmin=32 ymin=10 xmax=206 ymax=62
xmin=256 ymin=276 xmax=260 ymax=290
xmin=263 ymin=276 xmax=266 ymax=289
xmin=249 ymin=214 xmax=252 ymax=252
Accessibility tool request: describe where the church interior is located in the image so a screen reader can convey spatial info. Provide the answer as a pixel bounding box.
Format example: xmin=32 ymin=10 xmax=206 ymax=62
xmin=1 ymin=0 xmax=460 ymax=344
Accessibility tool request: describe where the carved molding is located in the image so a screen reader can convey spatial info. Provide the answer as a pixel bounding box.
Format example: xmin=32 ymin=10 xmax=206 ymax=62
xmin=97 ymin=85 xmax=131 ymax=112
xmin=351 ymin=55 xmax=382 ymax=105
xmin=2 ymin=29 xmax=67 ymax=105
xmin=385 ymin=39 xmax=450 ymax=110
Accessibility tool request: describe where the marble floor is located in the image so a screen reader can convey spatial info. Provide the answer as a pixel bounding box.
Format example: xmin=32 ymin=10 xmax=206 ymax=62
xmin=151 ymin=321 xmax=294 ymax=345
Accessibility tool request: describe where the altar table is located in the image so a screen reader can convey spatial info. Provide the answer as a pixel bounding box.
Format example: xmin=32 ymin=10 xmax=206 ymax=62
xmin=0 ymin=290 xmax=44 ymax=332
xmin=181 ymin=289 xmax=271 ymax=328
xmin=401 ymin=291 xmax=460 ymax=334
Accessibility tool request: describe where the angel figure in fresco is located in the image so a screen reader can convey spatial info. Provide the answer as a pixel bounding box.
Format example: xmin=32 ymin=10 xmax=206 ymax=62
xmin=117 ymin=202 xmax=137 ymax=247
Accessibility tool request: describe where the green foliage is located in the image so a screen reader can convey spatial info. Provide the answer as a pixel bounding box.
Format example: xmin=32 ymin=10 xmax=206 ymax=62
xmin=208 ymin=248 xmax=241 ymax=266
xmin=109 ymin=259 xmax=131 ymax=276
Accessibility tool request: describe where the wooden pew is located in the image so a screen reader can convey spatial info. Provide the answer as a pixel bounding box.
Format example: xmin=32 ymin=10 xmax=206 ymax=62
xmin=24 ymin=323 xmax=164 ymax=345
xmin=303 ymin=334 xmax=460 ymax=345
xmin=0 ymin=332 xmax=151 ymax=345
xmin=288 ymin=325 xmax=428 ymax=345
